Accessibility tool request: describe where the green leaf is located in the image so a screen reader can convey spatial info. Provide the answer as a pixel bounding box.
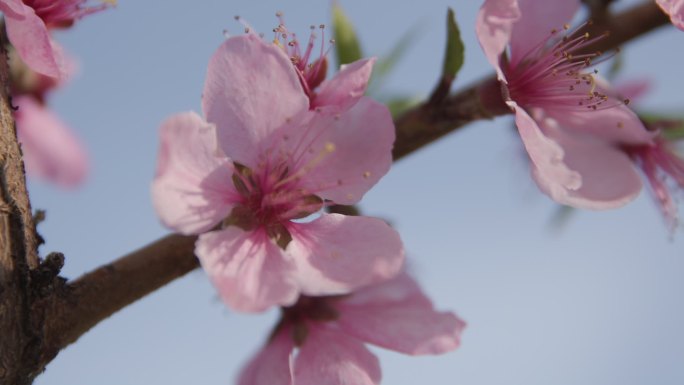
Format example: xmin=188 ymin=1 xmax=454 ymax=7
xmin=606 ymin=50 xmax=623 ymax=80
xmin=375 ymin=24 xmax=422 ymax=80
xmin=385 ymin=95 xmax=422 ymax=118
xmin=640 ymin=112 xmax=684 ymax=141
xmin=332 ymin=3 xmax=363 ymax=66
xmin=547 ymin=205 xmax=576 ymax=233
xmin=368 ymin=24 xmax=422 ymax=94
xmin=442 ymin=8 xmax=465 ymax=80
xmin=663 ymin=126 xmax=684 ymax=141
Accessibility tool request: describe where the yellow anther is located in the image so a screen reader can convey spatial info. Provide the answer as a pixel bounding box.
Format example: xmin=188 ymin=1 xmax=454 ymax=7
xmin=325 ymin=142 xmax=336 ymax=152
xmin=363 ymin=171 xmax=371 ymax=178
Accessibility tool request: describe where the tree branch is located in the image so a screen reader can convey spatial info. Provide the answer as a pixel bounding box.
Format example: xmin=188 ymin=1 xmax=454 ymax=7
xmin=31 ymin=0 xmax=671 ymax=375
xmin=0 ymin=37 xmax=41 ymax=384
xmin=39 ymin=234 xmax=197 ymax=366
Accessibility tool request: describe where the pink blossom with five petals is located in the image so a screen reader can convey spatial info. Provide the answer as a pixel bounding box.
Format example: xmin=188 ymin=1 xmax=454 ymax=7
xmin=237 ymin=273 xmax=466 ymax=385
xmin=152 ymin=33 xmax=403 ymax=312
xmin=0 ymin=0 xmax=114 ymax=78
xmin=476 ymin=0 xmax=654 ymax=209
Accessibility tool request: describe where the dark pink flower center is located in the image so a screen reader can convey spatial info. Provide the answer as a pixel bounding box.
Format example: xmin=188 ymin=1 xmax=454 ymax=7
xmin=504 ymin=23 xmax=627 ymax=112
xmin=24 ymin=0 xmax=113 ymax=28
xmin=271 ymin=13 xmax=333 ymax=102
xmin=274 ymin=295 xmax=342 ymax=345
xmin=227 ymin=161 xmax=324 ymax=247
xmin=234 ymin=163 xmax=323 ymax=222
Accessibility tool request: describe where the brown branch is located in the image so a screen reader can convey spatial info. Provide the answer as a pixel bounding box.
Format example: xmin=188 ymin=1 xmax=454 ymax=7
xmin=38 ymin=234 xmax=197 ymax=366
xmin=0 ymin=37 xmax=41 ymax=384
xmin=28 ymin=0 xmax=672 ymax=377
xmin=580 ymin=1 xmax=669 ymax=54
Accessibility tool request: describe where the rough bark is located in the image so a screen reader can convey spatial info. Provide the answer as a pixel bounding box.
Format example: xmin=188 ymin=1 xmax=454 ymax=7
xmin=0 ymin=42 xmax=41 ymax=384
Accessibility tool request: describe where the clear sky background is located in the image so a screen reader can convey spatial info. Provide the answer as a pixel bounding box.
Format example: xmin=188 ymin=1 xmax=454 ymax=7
xmin=27 ymin=0 xmax=684 ymax=384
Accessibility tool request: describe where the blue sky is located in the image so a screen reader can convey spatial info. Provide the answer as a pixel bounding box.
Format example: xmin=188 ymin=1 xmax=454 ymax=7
xmin=26 ymin=0 xmax=684 ymax=384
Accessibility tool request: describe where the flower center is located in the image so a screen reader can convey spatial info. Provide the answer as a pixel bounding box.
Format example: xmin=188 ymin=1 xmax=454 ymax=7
xmin=505 ymin=22 xmax=628 ymax=112
xmin=271 ymin=12 xmax=334 ymax=100
xmin=224 ymin=161 xmax=324 ymax=248
xmin=275 ymin=295 xmax=343 ymax=345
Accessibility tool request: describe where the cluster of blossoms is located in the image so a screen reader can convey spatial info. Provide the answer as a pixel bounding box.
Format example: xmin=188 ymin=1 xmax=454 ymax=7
xmin=0 ymin=1 xmax=115 ymax=186
xmin=152 ymin=19 xmax=465 ymax=383
xmin=476 ymin=0 xmax=684 ymax=229
xmin=7 ymin=0 xmax=684 ymax=382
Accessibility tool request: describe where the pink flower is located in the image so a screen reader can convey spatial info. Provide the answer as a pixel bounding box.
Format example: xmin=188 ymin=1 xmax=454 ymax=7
xmin=626 ymin=128 xmax=684 ymax=231
xmin=152 ymin=34 xmax=403 ymax=312
xmin=0 ymin=0 xmax=114 ymax=78
xmin=14 ymin=95 xmax=88 ymax=187
xmin=657 ymin=0 xmax=684 ymax=30
xmin=476 ymin=0 xmax=654 ymax=209
xmin=237 ymin=273 xmax=466 ymax=385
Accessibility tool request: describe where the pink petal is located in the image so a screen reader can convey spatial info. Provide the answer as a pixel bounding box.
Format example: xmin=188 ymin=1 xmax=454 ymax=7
xmin=510 ymin=102 xmax=583 ymax=198
xmin=291 ymin=98 xmax=394 ymax=205
xmin=295 ymin=327 xmax=381 ymax=385
xmin=475 ymin=0 xmax=521 ymax=81
xmin=313 ymin=58 xmax=375 ymax=111
xmin=202 ymin=34 xmax=309 ymax=169
xmin=287 ymin=213 xmax=404 ymax=296
xmin=195 ymin=228 xmax=299 ymax=312
xmin=508 ymin=0 xmax=580 ymax=67
xmin=641 ymin=150 xmax=679 ymax=230
xmin=657 ymin=0 xmax=684 ymax=31
xmin=151 ymin=112 xmax=238 ymax=235
xmin=0 ymin=0 xmax=27 ymax=18
xmin=613 ymin=78 xmax=653 ymax=103
xmin=5 ymin=6 xmax=62 ymax=78
xmin=237 ymin=330 xmax=294 ymax=385
xmin=533 ymin=116 xmax=643 ymax=209
xmin=336 ymin=273 xmax=466 ymax=355
xmin=14 ymin=96 xmax=88 ymax=187
xmin=547 ymin=103 xmax=654 ymax=146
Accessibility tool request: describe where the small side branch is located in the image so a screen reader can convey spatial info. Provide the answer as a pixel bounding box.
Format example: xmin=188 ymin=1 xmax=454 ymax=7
xmin=39 ymin=234 xmax=198 ymax=365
